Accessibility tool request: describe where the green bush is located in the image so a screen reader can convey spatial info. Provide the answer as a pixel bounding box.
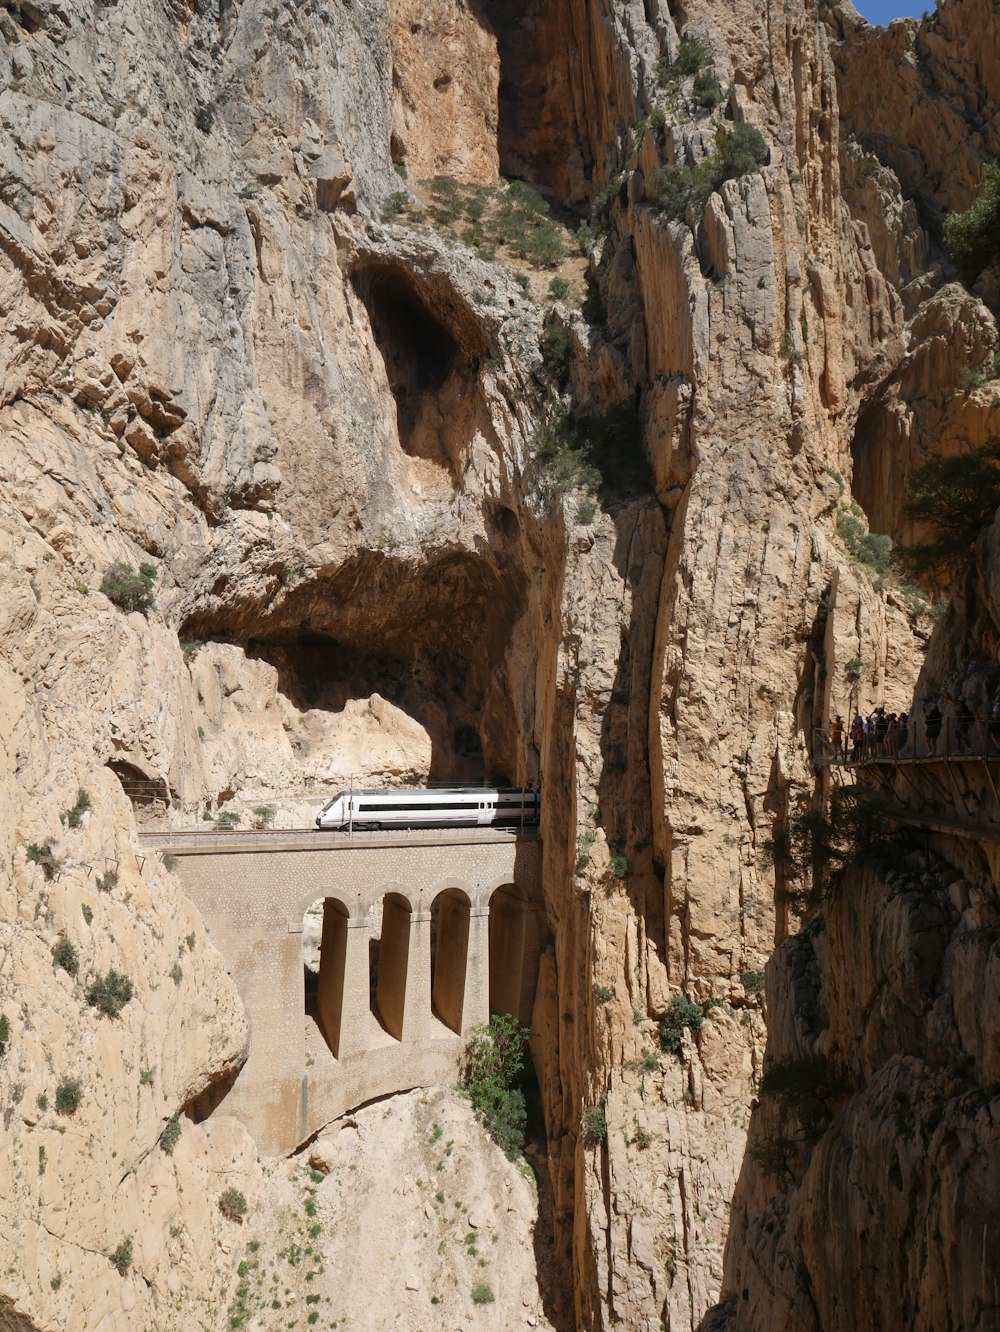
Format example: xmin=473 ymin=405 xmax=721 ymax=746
xmin=194 ymin=103 xmax=214 ymax=134
xmin=535 ymin=401 xmax=652 ymax=504
xmin=762 ymin=790 xmax=888 ymax=912
xmin=381 ymin=190 xmax=409 ymax=221
xmin=693 ymin=70 xmax=724 ymax=108
xmin=593 ymin=983 xmax=614 ymax=1004
xmin=759 ymin=1054 xmax=848 ymax=1134
xmin=86 ymin=969 xmax=134 ymax=1018
xmin=539 ymin=321 xmax=572 ymax=386
xmin=649 ymin=122 xmax=769 ymax=223
xmin=100 ymin=561 xmax=156 ymax=615
xmin=463 ymin=1013 xmax=530 ymax=1159
xmin=659 ymin=994 xmax=705 ymax=1055
xmin=65 ymin=788 xmax=92 ymax=829
xmin=55 ymin=1078 xmax=82 ymax=1115
xmin=582 ymin=1100 xmax=607 ymax=1144
xmin=0 ymin=1014 xmax=9 ymax=1053
xmin=471 ymin=1283 xmax=495 ymax=1305
xmin=944 ymin=162 xmax=1000 ymax=282
xmin=109 ymin=1238 xmax=132 ymax=1275
xmin=219 ymin=1187 xmax=249 ymax=1222
xmin=610 ymin=854 xmax=629 ymax=879
xmin=548 ymin=275 xmax=571 ymax=301
xmin=779 ymin=329 xmax=803 ymax=364
xmin=740 ymin=969 xmax=765 ymax=997
xmin=52 ymin=938 xmax=79 ymax=977
xmin=575 ymin=495 xmax=598 ymax=525
xmin=160 ymin=1114 xmax=182 ymax=1154
xmin=591 ymin=172 xmax=626 ymax=234
xmin=27 ymin=841 xmax=59 ymax=881
xmin=902 ymin=437 xmax=1000 ymax=575
xmin=658 ymin=35 xmax=711 ymax=83
xmin=97 ymin=869 xmax=118 ymax=893
xmin=216 ymin=810 xmax=240 ymax=830
xmin=836 ymin=501 xmax=893 ymax=576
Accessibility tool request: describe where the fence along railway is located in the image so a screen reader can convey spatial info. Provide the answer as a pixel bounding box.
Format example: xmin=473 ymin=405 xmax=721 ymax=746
xmin=140 ymin=822 xmax=545 ymax=1154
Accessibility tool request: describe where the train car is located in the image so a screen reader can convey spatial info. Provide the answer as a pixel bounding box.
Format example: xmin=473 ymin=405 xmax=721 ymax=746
xmin=314 ymin=787 xmax=540 ymax=831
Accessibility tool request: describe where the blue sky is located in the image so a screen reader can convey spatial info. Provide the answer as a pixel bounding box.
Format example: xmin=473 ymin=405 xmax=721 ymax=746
xmin=852 ymin=0 xmax=926 ymax=22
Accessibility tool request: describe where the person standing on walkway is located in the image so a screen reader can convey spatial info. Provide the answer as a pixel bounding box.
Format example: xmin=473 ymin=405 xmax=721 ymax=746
xmin=898 ymin=711 xmax=909 ymax=755
xmin=956 ymin=698 xmax=975 ymax=754
xmin=886 ymin=712 xmax=900 ymax=757
xmin=850 ymin=713 xmax=864 ymax=762
xmin=831 ymin=714 xmax=844 ymax=760
xmin=989 ymin=705 xmax=1000 ymax=758
xmin=925 ymin=700 xmax=943 ymax=756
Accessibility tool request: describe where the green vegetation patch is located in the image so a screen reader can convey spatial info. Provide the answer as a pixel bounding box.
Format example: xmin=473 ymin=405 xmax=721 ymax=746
xmin=534 ymin=401 xmax=653 ymax=508
xmin=86 ymin=969 xmax=134 ymax=1018
xmin=902 ymin=437 xmax=1000 ymax=576
xmin=648 ymin=122 xmax=769 ymax=224
xmin=463 ymin=1013 xmax=530 ymax=1159
xmin=100 ymin=561 xmax=156 ymax=615
xmin=390 ymin=176 xmax=572 ymax=272
xmin=64 ymin=788 xmax=92 ymax=829
xmin=944 ymin=162 xmax=1000 ymax=282
xmin=52 ymin=938 xmax=79 ymax=977
xmin=219 ymin=1187 xmax=249 ymax=1222
xmin=55 ymin=1078 xmax=82 ymax=1115
xmin=659 ymin=994 xmax=705 ymax=1056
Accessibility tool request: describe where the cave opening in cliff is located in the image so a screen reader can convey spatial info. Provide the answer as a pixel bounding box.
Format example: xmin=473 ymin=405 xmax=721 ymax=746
xmin=352 ymin=261 xmax=488 ymax=478
xmin=182 ymin=548 xmax=530 ymax=787
xmin=472 ymin=0 xmax=588 ymax=204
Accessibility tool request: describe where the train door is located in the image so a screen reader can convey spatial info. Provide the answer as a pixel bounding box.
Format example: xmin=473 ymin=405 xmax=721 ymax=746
xmin=479 ymin=798 xmax=494 ymax=827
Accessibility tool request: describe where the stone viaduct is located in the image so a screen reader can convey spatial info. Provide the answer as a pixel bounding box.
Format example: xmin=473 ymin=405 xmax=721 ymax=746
xmin=144 ymin=829 xmax=545 ymax=1154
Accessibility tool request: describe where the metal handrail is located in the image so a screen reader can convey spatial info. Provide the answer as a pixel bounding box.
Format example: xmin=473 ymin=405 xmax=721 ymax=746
xmin=814 ymin=706 xmax=1000 ymax=766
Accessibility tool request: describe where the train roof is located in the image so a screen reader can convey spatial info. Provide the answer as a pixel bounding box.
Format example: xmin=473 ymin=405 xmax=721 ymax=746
xmin=325 ymin=786 xmax=537 ymax=798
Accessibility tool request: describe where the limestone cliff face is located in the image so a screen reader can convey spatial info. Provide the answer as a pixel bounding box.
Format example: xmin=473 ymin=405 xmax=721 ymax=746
xmin=0 ymin=0 xmax=993 ymax=1329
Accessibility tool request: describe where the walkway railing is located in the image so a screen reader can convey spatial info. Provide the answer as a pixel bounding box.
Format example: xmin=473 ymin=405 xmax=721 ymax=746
xmin=813 ymin=708 xmax=1000 ymax=768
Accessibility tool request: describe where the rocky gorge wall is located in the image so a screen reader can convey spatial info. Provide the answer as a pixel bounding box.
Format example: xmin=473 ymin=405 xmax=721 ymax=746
xmin=0 ymin=0 xmax=998 ymax=1329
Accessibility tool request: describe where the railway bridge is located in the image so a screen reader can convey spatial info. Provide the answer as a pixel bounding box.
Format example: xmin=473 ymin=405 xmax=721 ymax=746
xmin=140 ymin=828 xmax=545 ymax=1154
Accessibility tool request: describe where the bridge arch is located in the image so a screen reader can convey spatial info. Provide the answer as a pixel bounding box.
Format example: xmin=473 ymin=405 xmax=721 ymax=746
xmin=374 ymin=889 xmax=414 ymax=1041
xmin=312 ymin=896 xmax=352 ymax=1059
xmin=429 ymin=880 xmax=474 ymax=1036
xmin=488 ymin=879 xmax=531 ymax=1021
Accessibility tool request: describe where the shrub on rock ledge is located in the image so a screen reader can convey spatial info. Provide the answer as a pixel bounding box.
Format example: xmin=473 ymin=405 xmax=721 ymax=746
xmin=219 ymin=1187 xmax=248 ymax=1222
xmin=100 ymin=561 xmax=156 ymax=615
xmin=86 ymin=969 xmax=134 ymax=1017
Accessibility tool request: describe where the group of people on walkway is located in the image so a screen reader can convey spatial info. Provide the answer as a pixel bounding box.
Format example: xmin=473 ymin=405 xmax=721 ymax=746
xmin=829 ymin=708 xmax=909 ymax=761
xmin=824 ymin=700 xmax=1000 ymax=763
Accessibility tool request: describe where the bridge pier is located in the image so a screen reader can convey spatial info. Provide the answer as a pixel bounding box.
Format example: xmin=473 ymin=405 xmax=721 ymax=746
xmin=463 ymin=907 xmax=491 ymax=1038
xmin=153 ymin=832 xmax=544 ymax=1154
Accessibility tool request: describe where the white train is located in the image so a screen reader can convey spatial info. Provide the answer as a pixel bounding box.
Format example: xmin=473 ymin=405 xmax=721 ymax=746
xmin=314 ymin=787 xmax=540 ymax=831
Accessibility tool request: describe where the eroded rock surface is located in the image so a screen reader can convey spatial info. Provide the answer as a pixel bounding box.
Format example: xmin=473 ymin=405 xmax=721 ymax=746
xmin=1 ymin=0 xmax=997 ymax=1326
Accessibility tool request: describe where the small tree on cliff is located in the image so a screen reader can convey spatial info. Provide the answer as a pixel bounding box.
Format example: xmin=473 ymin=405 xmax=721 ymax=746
xmin=902 ymin=438 xmax=1000 ymax=576
xmin=944 ymin=162 xmax=1000 ymax=282
xmin=763 ymin=789 xmax=889 ymax=913
xmin=462 ymin=1013 xmax=530 ymax=1159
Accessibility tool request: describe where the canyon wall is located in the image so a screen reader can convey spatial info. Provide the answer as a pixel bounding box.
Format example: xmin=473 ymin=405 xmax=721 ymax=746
xmin=0 ymin=0 xmax=997 ymax=1328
